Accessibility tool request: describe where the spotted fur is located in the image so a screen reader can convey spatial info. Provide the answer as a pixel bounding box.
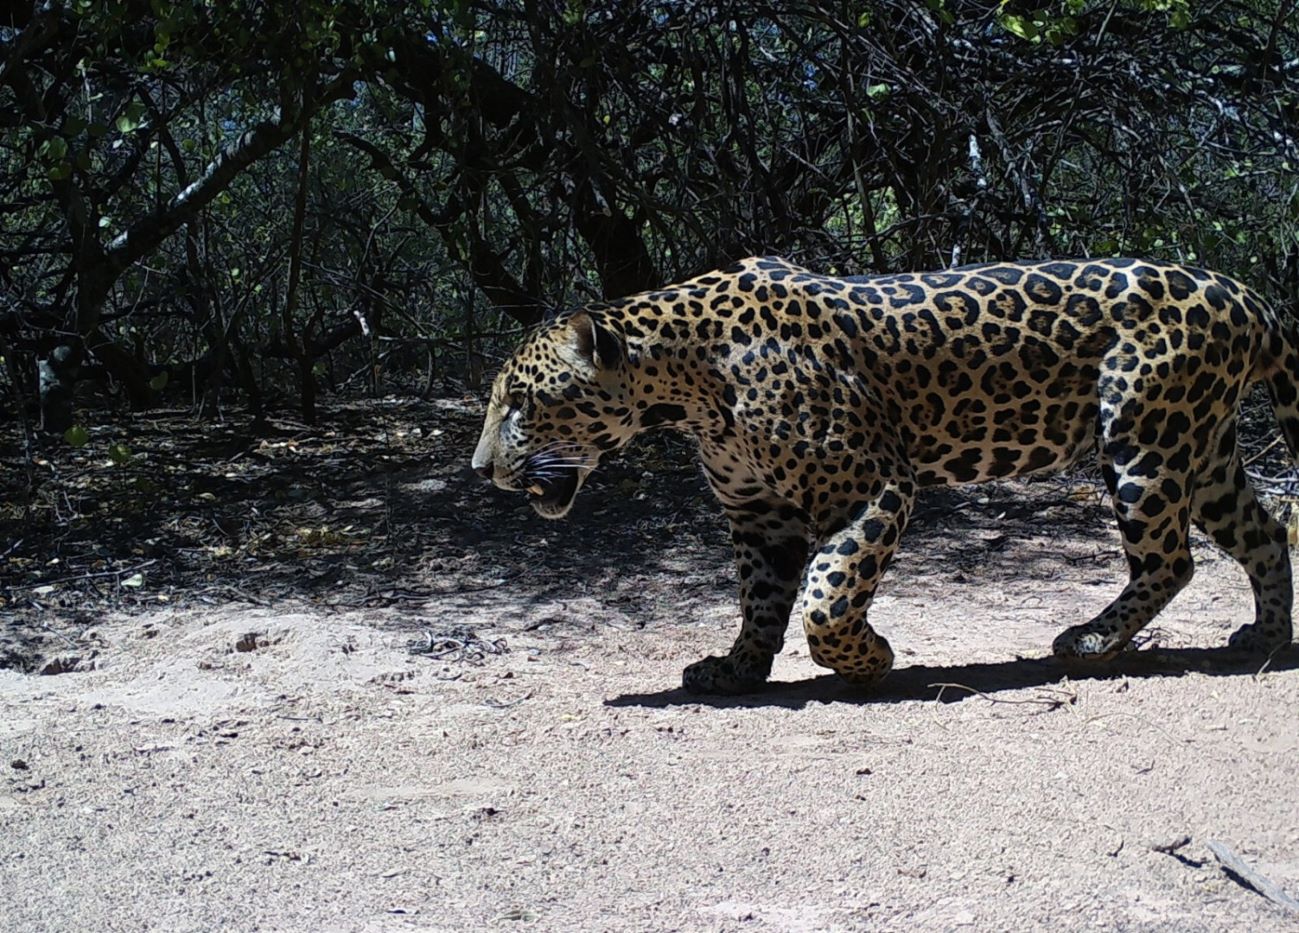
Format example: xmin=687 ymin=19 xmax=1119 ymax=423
xmin=471 ymin=257 xmax=1299 ymax=693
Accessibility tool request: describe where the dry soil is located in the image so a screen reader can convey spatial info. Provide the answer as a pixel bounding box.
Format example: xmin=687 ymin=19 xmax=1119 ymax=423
xmin=3 ymin=403 xmax=1299 ymax=931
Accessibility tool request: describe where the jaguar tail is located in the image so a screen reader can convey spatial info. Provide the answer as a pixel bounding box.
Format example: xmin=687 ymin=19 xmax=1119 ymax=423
xmin=1263 ymin=319 xmax=1299 ymax=464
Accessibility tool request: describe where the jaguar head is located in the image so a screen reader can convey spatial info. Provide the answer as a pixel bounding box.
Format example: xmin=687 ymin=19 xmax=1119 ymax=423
xmin=471 ymin=310 xmax=635 ymax=518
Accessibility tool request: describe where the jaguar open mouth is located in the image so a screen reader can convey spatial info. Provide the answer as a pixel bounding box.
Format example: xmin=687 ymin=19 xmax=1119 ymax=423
xmin=526 ymin=466 xmax=581 ymax=516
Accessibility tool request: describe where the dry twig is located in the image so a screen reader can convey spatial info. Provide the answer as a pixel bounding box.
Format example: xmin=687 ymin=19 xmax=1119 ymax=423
xmin=408 ymin=627 xmax=508 ymax=665
xmin=1206 ymin=840 xmax=1299 ymax=915
xmin=929 ymin=681 xmax=1077 ymax=711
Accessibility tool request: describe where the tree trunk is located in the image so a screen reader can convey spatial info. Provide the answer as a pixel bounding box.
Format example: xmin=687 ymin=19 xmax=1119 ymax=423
xmin=283 ymin=114 xmax=315 ymax=424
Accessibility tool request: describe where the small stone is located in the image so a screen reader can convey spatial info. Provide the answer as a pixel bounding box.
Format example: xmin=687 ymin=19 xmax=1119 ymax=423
xmin=234 ymin=632 xmax=263 ymax=652
xmin=39 ymin=655 xmax=81 ymax=675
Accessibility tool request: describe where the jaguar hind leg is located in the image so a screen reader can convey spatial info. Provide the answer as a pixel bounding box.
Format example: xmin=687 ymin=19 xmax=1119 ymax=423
xmin=1053 ymin=431 xmax=1195 ymax=660
xmin=1191 ymin=433 xmax=1293 ymax=653
xmin=802 ymin=478 xmax=913 ymax=688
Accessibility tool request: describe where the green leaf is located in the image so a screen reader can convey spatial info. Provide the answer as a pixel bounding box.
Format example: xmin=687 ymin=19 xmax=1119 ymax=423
xmin=857 ymin=11 xmax=872 ymax=27
xmin=41 ymin=136 xmax=68 ymax=162
xmin=121 ymin=572 xmax=145 ymax=588
xmin=64 ymin=425 xmax=90 ymax=447
xmin=115 ymin=100 xmax=147 ymax=134
xmin=998 ymin=13 xmax=1038 ymax=40
xmin=108 ymin=443 xmax=132 ymax=465
xmin=149 ymin=371 xmax=169 ymax=391
xmin=866 ymin=83 xmax=890 ymax=100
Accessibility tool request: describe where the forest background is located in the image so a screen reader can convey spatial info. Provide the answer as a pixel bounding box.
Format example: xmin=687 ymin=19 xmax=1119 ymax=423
xmin=5 ymin=0 xmax=1299 ymax=437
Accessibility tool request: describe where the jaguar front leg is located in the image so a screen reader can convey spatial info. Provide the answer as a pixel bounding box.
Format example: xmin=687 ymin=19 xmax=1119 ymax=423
xmin=682 ymin=500 xmax=809 ymax=694
xmin=803 ymin=478 xmax=915 ymax=688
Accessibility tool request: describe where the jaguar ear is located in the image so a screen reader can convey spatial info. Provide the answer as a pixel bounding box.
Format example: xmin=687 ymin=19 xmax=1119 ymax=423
xmin=569 ymin=311 xmax=624 ymax=371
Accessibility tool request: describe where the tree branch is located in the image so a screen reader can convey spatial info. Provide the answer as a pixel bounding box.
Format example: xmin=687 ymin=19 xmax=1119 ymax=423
xmin=102 ymin=72 xmax=358 ymax=285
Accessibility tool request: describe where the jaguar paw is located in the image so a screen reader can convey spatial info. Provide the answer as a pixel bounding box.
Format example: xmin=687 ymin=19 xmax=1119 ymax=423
xmin=681 ymin=654 xmax=768 ymax=695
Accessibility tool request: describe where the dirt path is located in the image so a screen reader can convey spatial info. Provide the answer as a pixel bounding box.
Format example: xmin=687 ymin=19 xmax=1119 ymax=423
xmin=3 ymin=404 xmax=1299 ymax=930
xmin=5 ymin=525 xmax=1299 ymax=931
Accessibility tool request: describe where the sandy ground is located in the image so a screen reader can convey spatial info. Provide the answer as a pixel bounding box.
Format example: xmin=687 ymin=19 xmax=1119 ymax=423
xmin=3 ymin=405 xmax=1299 ymax=931
xmin=5 ymin=517 xmax=1299 ymax=930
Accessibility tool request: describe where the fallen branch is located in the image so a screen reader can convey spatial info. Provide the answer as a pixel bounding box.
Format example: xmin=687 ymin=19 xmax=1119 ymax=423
xmin=482 ymin=691 xmax=532 ymax=710
xmin=408 ymin=627 xmax=508 ymax=665
xmin=7 ymin=560 xmax=158 ymax=592
xmin=1152 ymin=835 xmax=1193 ymax=855
xmin=1206 ymin=839 xmax=1299 ymax=915
xmin=929 ymin=681 xmax=1076 ymax=710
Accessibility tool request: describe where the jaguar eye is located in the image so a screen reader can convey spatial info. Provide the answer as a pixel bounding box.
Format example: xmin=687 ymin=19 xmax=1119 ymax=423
xmin=500 ymin=393 xmax=526 ymax=432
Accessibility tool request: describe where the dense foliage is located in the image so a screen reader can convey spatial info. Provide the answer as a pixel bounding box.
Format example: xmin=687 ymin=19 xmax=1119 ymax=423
xmin=4 ymin=0 xmax=1299 ymax=433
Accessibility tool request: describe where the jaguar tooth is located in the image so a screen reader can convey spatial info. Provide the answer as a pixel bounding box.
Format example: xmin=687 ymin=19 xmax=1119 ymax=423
xmin=528 ymin=484 xmax=545 ymax=496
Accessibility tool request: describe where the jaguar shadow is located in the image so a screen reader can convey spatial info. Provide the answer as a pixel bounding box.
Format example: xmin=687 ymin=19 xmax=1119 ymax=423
xmin=605 ymin=645 xmax=1299 ymax=711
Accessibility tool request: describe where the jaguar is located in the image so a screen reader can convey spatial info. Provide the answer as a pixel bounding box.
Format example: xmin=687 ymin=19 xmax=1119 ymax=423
xmin=471 ymin=256 xmax=1299 ymax=693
